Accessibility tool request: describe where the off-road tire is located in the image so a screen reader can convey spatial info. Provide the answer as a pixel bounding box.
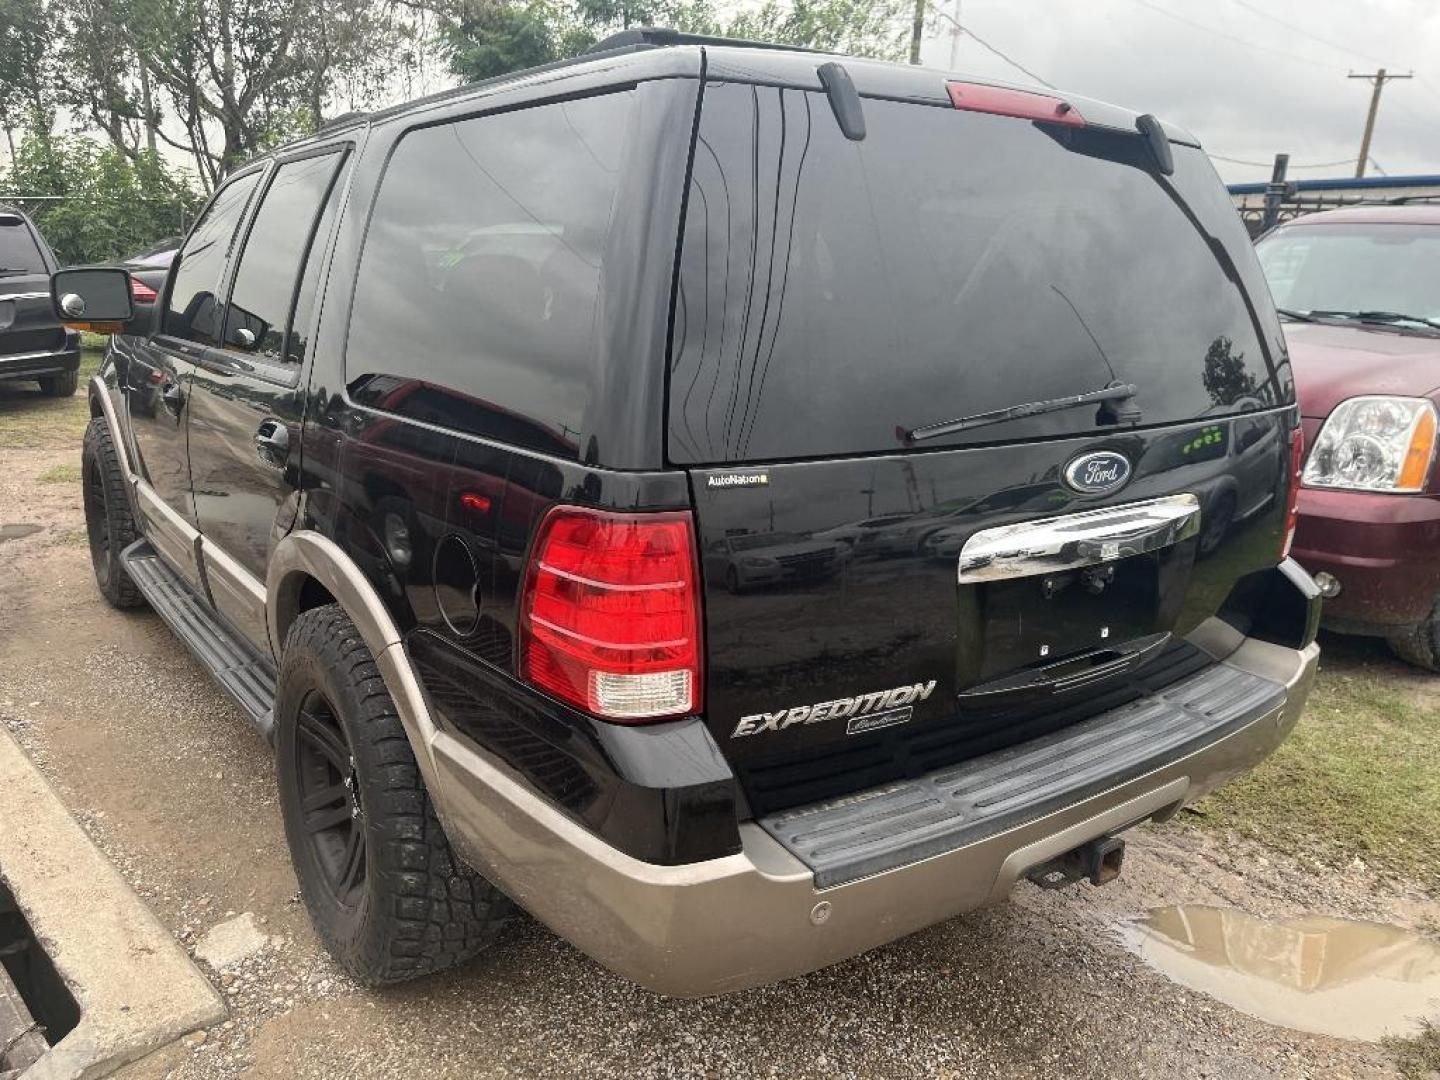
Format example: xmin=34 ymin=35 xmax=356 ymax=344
xmin=81 ymin=417 xmax=145 ymax=609
xmin=1387 ymin=599 xmax=1440 ymax=671
xmin=39 ymin=370 xmax=79 ymax=397
xmin=275 ymin=604 xmax=513 ymax=985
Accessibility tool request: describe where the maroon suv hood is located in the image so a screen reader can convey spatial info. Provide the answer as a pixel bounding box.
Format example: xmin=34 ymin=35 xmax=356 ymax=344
xmin=1284 ymin=322 xmax=1440 ymax=418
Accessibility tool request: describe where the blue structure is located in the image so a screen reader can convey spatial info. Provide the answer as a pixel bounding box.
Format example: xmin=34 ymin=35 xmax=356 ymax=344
xmin=1228 ymin=173 xmax=1440 ymax=197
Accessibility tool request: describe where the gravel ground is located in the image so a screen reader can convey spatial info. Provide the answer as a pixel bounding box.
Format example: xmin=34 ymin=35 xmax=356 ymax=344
xmin=1 ymin=399 xmax=1435 ymax=1079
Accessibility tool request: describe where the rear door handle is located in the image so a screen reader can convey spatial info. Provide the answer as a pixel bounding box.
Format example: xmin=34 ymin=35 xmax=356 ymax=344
xmin=254 ymin=419 xmax=290 ymax=468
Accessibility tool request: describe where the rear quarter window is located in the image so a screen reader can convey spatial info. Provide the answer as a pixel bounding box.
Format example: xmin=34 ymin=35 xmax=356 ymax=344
xmin=669 ymin=83 xmax=1290 ymax=464
xmin=345 ymin=90 xmax=637 ymax=460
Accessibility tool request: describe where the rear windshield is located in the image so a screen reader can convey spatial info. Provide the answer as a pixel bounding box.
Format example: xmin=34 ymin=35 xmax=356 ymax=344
xmin=669 ymin=84 xmax=1289 ymax=464
xmin=0 ymin=219 xmax=47 ymax=274
xmin=1256 ymin=222 xmax=1440 ymax=321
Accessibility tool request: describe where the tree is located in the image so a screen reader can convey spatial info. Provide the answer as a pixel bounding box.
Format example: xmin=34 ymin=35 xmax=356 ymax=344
xmin=44 ymin=0 xmax=413 ymax=189
xmin=0 ymin=0 xmax=54 ymax=156
xmin=53 ymin=0 xmax=158 ymax=162
xmin=0 ymin=129 xmax=204 ymax=263
xmin=444 ymin=0 xmax=907 ymax=84
xmin=725 ymin=0 xmax=906 ymax=56
xmin=1202 ymin=335 xmax=1263 ymax=407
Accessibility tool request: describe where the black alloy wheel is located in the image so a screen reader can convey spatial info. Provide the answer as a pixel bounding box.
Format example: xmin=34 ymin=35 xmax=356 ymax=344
xmin=291 ymin=691 xmax=367 ymax=907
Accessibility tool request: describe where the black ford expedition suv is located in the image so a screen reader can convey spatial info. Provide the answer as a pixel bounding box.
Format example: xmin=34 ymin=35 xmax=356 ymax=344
xmin=55 ymin=30 xmax=1320 ymax=996
xmin=1 ymin=206 xmax=81 ymax=396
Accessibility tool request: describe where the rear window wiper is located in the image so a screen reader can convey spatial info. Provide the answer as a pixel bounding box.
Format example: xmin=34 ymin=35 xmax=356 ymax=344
xmin=904 ymin=381 xmax=1139 ymax=443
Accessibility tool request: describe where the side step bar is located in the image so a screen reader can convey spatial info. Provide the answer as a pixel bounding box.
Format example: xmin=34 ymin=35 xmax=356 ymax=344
xmin=120 ymin=541 xmax=277 ymax=744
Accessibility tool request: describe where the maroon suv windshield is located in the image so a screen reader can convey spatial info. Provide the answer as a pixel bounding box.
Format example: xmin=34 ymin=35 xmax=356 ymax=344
xmin=1257 ymin=222 xmax=1440 ymax=325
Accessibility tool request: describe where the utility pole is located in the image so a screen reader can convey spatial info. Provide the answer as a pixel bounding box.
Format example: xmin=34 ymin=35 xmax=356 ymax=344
xmin=1348 ymin=69 xmax=1411 ymax=178
xmin=948 ymin=0 xmax=961 ymax=68
xmin=910 ymin=0 xmax=925 ymax=64
xmin=1261 ymin=153 xmax=1295 ymax=234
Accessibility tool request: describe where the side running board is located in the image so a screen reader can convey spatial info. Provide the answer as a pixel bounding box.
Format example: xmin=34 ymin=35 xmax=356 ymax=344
xmin=120 ymin=540 xmax=277 ymax=744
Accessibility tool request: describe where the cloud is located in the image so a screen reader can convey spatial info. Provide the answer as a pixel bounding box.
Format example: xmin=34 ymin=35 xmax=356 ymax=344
xmin=920 ymin=0 xmax=1440 ymax=182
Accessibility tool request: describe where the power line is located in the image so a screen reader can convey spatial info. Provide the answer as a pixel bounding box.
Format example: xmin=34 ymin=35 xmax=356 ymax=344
xmin=1128 ymin=0 xmax=1340 ymax=73
xmin=1227 ymin=0 xmax=1440 ymax=111
xmin=1226 ymin=0 xmax=1398 ymax=70
xmin=1206 ymin=154 xmax=1354 ymax=169
xmin=928 ymin=7 xmax=1056 ymax=88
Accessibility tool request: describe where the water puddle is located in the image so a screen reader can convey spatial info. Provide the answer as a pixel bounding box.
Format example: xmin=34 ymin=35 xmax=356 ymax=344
xmin=1120 ymin=905 xmax=1440 ymax=1042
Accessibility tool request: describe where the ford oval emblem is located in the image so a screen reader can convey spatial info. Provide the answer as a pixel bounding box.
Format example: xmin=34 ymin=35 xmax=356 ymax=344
xmin=1063 ymin=450 xmax=1132 ymax=495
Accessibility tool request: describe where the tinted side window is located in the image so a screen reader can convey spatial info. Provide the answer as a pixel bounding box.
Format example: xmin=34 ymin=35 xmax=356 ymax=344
xmin=222 ymin=152 xmax=343 ymax=361
xmin=164 ymin=171 xmax=262 ymax=345
xmin=346 ymin=91 xmax=635 ymax=459
xmin=285 ymin=161 xmax=346 ymax=366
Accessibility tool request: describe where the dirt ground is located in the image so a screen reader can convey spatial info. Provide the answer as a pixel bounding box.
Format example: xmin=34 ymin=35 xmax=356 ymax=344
xmin=1 ymin=373 xmax=1437 ymax=1079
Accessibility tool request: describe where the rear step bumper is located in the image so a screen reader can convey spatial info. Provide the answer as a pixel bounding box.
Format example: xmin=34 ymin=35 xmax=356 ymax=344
xmin=758 ymin=655 xmax=1286 ymax=888
xmin=429 ymin=633 xmax=1317 ymax=997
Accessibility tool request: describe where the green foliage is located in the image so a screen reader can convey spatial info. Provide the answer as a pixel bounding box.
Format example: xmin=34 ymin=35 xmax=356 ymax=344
xmin=0 ymin=130 xmax=203 ymax=264
xmin=445 ymin=0 xmax=908 ymax=83
xmin=726 ymin=0 xmax=908 ymax=57
xmin=1386 ymin=1020 xmax=1440 ymax=1080
xmin=0 ymin=0 xmax=52 ymax=132
xmin=445 ymin=1 xmax=574 ymax=81
xmin=1181 ymin=650 xmax=1440 ymax=888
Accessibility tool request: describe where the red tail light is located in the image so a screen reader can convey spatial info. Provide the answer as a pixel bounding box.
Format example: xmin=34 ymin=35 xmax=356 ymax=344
xmin=1280 ymin=427 xmax=1304 ymax=559
xmin=946 ymin=81 xmax=1086 ymax=127
xmin=519 ymin=507 xmax=702 ymax=722
xmin=130 ymin=277 xmax=158 ymax=303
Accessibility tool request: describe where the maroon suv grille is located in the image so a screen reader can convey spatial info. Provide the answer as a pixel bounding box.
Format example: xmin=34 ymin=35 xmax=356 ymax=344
xmin=0 ymin=327 xmax=65 ymax=356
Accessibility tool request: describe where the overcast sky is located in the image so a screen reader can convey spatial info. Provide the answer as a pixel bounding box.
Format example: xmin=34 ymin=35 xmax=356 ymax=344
xmin=16 ymin=0 xmax=1437 ymax=190
xmin=918 ymin=0 xmax=1440 ymax=185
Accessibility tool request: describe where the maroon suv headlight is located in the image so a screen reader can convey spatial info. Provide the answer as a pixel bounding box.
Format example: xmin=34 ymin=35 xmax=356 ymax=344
xmin=1301 ymin=396 xmax=1438 ymax=493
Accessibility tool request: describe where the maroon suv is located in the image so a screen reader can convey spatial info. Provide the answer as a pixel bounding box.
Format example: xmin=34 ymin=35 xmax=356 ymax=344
xmin=1256 ymin=204 xmax=1440 ymax=668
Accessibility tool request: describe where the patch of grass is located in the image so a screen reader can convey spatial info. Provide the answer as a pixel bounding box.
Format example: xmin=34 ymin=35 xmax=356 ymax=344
xmin=0 ymin=349 xmax=103 ymax=450
xmin=79 ymin=332 xmax=110 ymax=350
xmin=38 ymin=462 xmax=81 ymax=484
xmin=1180 ymin=656 xmax=1440 ymax=888
xmin=1386 ymin=1020 xmax=1440 ymax=1079
xmin=51 ymin=527 xmax=89 ymax=548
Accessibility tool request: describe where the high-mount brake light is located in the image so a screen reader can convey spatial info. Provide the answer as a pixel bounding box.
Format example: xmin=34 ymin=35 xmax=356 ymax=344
xmin=519 ymin=506 xmax=702 ymax=722
xmin=946 ymin=82 xmax=1086 ymax=127
xmin=1281 ymin=427 xmax=1304 ymax=560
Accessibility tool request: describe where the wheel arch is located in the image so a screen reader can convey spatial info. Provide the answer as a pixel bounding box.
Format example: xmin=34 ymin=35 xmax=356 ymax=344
xmin=267 ymin=531 xmax=402 ymax=661
xmin=266 ymin=531 xmax=446 ymax=793
xmin=88 ymin=375 xmax=136 ymax=485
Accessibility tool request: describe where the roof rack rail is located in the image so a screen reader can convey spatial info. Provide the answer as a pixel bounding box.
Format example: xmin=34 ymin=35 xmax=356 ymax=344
xmin=586 ymin=26 xmax=822 ymax=56
xmin=318 ymin=110 xmax=369 ymax=134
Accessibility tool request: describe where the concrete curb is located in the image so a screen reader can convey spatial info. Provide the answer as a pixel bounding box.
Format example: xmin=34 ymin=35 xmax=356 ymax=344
xmin=0 ymin=726 xmax=226 ymax=1079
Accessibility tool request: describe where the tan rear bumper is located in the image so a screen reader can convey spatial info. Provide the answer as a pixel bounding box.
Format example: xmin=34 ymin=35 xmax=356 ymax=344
xmin=430 ymin=635 xmax=1318 ymax=997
